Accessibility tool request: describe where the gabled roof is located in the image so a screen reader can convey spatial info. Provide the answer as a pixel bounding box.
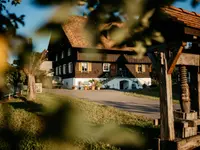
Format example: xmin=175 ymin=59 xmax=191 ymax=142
xmin=62 ymin=6 xmax=200 ymax=50
xmin=162 ymin=6 xmax=200 ymax=29
xmin=62 ymin=16 xmax=91 ymax=48
xmin=62 ymin=16 xmax=132 ymax=51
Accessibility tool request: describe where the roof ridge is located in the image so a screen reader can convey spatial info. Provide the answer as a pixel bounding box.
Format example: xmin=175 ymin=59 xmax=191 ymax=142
xmin=166 ymin=5 xmax=200 ymax=18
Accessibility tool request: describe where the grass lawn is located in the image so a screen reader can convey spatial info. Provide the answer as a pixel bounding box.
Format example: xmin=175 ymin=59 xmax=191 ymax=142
xmin=0 ymin=92 xmax=159 ymax=150
xmin=125 ymin=86 xmax=180 ymax=104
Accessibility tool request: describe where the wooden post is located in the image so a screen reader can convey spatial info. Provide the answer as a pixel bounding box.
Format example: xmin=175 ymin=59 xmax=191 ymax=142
xmin=198 ymin=73 xmax=200 ymax=117
xmin=159 ymin=52 xmax=175 ymax=141
xmin=189 ymin=67 xmax=198 ymax=115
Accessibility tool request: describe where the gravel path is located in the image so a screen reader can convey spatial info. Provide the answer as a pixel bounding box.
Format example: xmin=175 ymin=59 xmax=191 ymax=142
xmin=44 ymin=89 xmax=179 ymax=119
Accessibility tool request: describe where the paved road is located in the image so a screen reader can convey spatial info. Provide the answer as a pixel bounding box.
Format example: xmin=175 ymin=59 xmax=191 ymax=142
xmin=44 ymin=89 xmax=179 ymax=119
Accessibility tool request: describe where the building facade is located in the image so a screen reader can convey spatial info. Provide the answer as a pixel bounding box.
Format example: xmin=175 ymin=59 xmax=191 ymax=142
xmin=48 ymin=16 xmax=152 ymax=90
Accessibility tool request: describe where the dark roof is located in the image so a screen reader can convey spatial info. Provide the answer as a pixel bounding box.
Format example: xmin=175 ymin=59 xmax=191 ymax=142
xmin=162 ymin=6 xmax=200 ymax=29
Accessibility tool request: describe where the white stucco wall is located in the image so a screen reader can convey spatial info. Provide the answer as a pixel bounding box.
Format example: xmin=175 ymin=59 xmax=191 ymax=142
xmin=137 ymin=78 xmax=151 ymax=86
xmin=103 ymin=78 xmax=144 ymax=90
xmin=62 ymin=77 xmax=151 ymax=90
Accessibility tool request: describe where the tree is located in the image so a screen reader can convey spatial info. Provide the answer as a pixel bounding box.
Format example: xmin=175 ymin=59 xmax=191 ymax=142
xmin=22 ymin=50 xmax=48 ymax=100
xmin=5 ymin=64 xmax=26 ymax=95
xmin=0 ymin=0 xmax=27 ymax=98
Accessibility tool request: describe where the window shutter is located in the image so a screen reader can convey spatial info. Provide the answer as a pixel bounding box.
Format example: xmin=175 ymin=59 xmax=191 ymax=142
xmin=88 ymin=63 xmax=92 ymax=72
xmin=78 ymin=63 xmax=82 ymax=72
xmin=149 ymin=64 xmax=152 ymax=72
xmin=142 ymin=65 xmax=146 ymax=72
xmin=135 ymin=64 xmax=138 ymax=73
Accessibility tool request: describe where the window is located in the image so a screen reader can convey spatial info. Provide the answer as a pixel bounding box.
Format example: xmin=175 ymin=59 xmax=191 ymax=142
xmin=63 ymin=64 xmax=66 ymax=74
xmin=55 ymin=67 xmax=58 ymax=75
xmin=59 ymin=66 xmax=62 ymax=75
xmin=68 ymin=62 xmax=73 ymax=73
xmin=103 ymin=63 xmax=110 ymax=72
xmin=136 ymin=64 xmax=145 ymax=73
xmin=138 ymin=64 xmax=142 ymax=73
xmin=81 ymin=62 xmax=88 ymax=72
xmin=56 ymin=54 xmax=58 ymax=61
xmin=68 ymin=48 xmax=71 ymax=56
xmin=61 ymin=51 xmax=64 ymax=59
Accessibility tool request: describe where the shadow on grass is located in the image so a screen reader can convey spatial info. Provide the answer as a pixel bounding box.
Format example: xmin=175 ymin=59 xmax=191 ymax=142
xmin=8 ymin=101 xmax=44 ymax=113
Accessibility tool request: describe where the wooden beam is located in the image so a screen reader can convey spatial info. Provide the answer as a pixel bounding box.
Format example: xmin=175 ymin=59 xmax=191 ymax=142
xmin=159 ymin=52 xmax=175 ymax=141
xmin=184 ymin=27 xmax=200 ymax=36
xmin=177 ymin=53 xmax=200 ymax=66
xmin=167 ymin=45 xmax=184 ymax=74
xmin=161 ymin=134 xmax=200 ymax=150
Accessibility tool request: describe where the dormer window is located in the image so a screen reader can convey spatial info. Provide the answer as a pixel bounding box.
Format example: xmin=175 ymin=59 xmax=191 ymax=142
xmin=61 ymin=51 xmax=64 ymax=59
xmin=136 ymin=64 xmax=145 ymax=73
xmin=68 ymin=48 xmax=71 ymax=56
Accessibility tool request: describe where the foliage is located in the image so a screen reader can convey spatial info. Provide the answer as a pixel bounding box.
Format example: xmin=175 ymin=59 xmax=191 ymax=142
xmin=5 ymin=64 xmax=26 ymax=94
xmin=95 ymin=80 xmax=102 ymax=88
xmin=35 ymin=0 xmax=199 ymax=58
xmin=0 ymin=0 xmax=24 ymax=35
xmin=5 ymin=64 xmax=26 ymax=85
xmin=21 ymin=50 xmax=48 ymax=100
xmin=88 ymin=79 xmax=95 ymax=85
xmin=22 ymin=50 xmax=48 ymax=76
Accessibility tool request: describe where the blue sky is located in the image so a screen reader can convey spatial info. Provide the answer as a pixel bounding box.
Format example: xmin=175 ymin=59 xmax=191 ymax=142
xmin=8 ymin=0 xmax=200 ymax=62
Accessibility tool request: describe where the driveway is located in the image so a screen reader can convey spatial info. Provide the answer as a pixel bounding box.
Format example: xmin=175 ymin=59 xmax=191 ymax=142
xmin=44 ymin=89 xmax=179 ymax=119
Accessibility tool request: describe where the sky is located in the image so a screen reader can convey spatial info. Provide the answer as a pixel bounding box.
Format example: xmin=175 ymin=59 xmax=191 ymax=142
xmin=7 ymin=0 xmax=200 ymax=63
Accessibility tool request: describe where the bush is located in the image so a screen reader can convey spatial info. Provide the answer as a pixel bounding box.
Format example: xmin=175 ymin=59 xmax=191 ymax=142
xmin=150 ymin=79 xmax=158 ymax=88
xmin=18 ymin=134 xmax=43 ymax=150
xmin=142 ymin=84 xmax=147 ymax=89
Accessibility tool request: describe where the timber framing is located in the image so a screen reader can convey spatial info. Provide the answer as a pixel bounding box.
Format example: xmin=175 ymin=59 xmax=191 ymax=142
xmin=159 ymin=52 xmax=175 ymax=141
xmin=184 ymin=27 xmax=200 ymax=36
xmin=150 ymin=6 xmax=200 ymax=150
xmin=167 ymin=42 xmax=186 ymax=74
xmin=163 ymin=134 xmax=200 ymax=150
xmin=176 ymin=53 xmax=200 ymax=66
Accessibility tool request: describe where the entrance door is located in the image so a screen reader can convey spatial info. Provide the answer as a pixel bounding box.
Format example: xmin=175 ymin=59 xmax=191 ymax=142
xmin=120 ymin=80 xmax=129 ymax=90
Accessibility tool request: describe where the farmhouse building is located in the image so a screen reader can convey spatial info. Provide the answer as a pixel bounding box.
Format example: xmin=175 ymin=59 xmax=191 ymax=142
xmin=48 ymin=16 xmax=152 ymax=90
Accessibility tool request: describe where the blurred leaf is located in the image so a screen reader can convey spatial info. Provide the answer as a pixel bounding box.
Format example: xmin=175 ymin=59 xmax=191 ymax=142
xmin=0 ymin=36 xmax=8 ymax=75
xmin=1 ymin=0 xmax=6 ymax=3
xmin=141 ymin=9 xmax=155 ymax=28
xmin=49 ymin=3 xmax=73 ymax=23
xmin=33 ymin=0 xmax=78 ymax=6
xmin=191 ymin=0 xmax=200 ymax=7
